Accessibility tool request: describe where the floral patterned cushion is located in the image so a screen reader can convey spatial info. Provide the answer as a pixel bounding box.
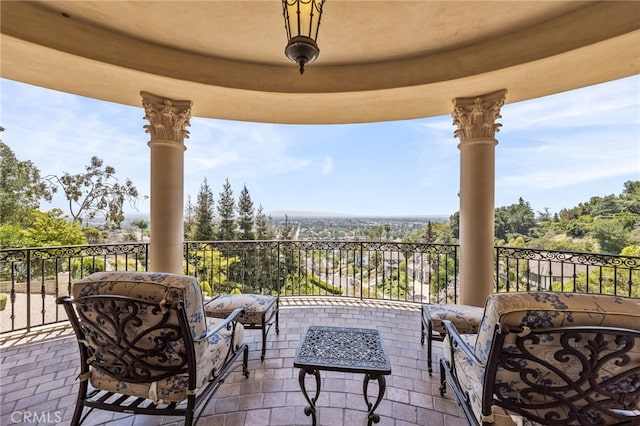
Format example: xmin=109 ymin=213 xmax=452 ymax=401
xmin=205 ymin=294 xmax=277 ymax=325
xmin=72 ymin=272 xmax=244 ymax=403
xmin=445 ymin=292 xmax=640 ymax=425
xmin=89 ymin=316 xmax=244 ymax=403
xmin=423 ymin=304 xmax=484 ymax=335
xmin=474 ymin=292 xmax=640 ymax=364
xmin=73 ymin=271 xmax=207 ymax=342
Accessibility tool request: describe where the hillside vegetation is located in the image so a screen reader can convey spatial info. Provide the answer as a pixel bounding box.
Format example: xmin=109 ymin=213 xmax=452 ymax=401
xmin=435 ymin=180 xmax=640 ymax=256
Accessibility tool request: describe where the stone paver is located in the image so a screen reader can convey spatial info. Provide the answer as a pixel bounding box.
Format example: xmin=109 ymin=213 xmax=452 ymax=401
xmin=0 ymin=297 xmax=464 ymax=425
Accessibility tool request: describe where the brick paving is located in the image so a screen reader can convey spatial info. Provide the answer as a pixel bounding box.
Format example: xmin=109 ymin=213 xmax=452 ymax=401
xmin=0 ymin=297 xmax=466 ymax=426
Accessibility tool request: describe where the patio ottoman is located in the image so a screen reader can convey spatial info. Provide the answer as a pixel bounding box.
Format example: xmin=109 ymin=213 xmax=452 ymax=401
xmin=205 ymin=294 xmax=279 ymax=361
xmin=421 ymin=303 xmax=483 ymax=375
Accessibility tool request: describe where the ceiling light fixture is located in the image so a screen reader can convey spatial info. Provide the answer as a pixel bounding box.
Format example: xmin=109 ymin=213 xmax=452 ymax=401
xmin=282 ymin=0 xmax=325 ymax=74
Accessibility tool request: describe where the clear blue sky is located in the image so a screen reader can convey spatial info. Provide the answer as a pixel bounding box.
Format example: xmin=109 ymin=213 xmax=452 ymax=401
xmin=1 ymin=76 xmax=639 ymax=218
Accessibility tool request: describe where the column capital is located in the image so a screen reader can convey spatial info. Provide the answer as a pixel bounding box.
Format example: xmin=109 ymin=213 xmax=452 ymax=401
xmin=141 ymin=91 xmax=192 ymax=145
xmin=452 ymin=89 xmax=507 ymax=142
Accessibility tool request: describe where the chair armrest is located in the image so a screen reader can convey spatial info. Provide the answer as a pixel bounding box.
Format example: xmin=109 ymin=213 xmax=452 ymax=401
xmin=56 ymin=296 xmax=71 ymax=304
xmin=442 ymin=319 xmax=483 ymax=366
xmin=203 ymin=295 xmax=222 ymax=307
xmin=195 ymin=307 xmax=245 ymax=343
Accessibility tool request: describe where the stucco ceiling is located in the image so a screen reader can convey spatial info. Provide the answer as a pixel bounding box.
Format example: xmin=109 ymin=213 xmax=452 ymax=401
xmin=1 ymin=1 xmax=639 ymax=124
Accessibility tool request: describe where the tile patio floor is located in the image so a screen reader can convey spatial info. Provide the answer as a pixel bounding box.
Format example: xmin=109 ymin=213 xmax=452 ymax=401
xmin=0 ymin=297 xmax=466 ymax=426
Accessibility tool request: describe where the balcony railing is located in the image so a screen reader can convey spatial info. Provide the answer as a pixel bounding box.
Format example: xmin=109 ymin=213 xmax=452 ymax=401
xmin=1 ymin=241 xmax=638 ymax=334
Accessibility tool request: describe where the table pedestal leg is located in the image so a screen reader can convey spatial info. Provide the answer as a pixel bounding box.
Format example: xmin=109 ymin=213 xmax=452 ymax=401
xmin=363 ymin=373 xmax=386 ymax=425
xmin=299 ymin=368 xmax=321 ymax=425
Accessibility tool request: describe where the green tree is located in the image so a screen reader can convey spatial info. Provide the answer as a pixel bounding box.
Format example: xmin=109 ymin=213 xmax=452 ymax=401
xmin=0 ymin=208 xmax=86 ymax=248
xmin=217 ymin=178 xmax=236 ymax=240
xmin=384 ymin=223 xmax=392 ymax=240
xmin=131 ymin=219 xmax=149 ymax=241
xmin=375 ymin=272 xmax=409 ymax=299
xmin=184 ymin=195 xmax=195 ymax=239
xmin=592 ymin=219 xmax=628 ymax=254
xmin=190 ymin=178 xmax=215 ymax=241
xmin=255 ymin=205 xmax=275 ymax=240
xmin=47 ymin=156 xmax=141 ymax=228
xmin=621 ymin=245 xmax=640 ymax=257
xmin=82 ymin=226 xmax=108 ymax=244
xmin=494 ymin=198 xmax=536 ymax=241
xmin=364 ymin=225 xmax=384 ymax=241
xmin=537 ymin=207 xmax=552 ymax=221
xmin=449 ymin=212 xmax=460 ymax=240
xmin=589 ymin=194 xmax=621 ymax=216
xmin=620 ymin=180 xmax=640 ymax=214
xmin=411 ymin=221 xmax=453 ymax=244
xmin=0 ymin=141 xmax=53 ymax=225
xmin=237 ymin=184 xmax=255 ymax=240
xmin=565 ymin=217 xmax=591 ymax=238
xmin=183 ymin=247 xmax=240 ymax=294
xmin=424 ymin=221 xmax=435 ymax=243
xmin=279 ymin=215 xmax=293 ymax=240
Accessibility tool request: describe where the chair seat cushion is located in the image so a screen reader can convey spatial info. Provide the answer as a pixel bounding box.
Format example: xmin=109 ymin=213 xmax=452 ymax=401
xmin=205 ymin=294 xmax=277 ymax=325
xmin=444 ymin=293 xmax=640 ymax=425
xmin=88 ymin=317 xmax=244 ymax=403
xmin=424 ymin=304 xmax=484 ymax=335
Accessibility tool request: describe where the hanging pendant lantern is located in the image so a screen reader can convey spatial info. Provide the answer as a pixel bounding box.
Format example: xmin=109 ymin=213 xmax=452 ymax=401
xmin=282 ymin=0 xmax=325 ymax=74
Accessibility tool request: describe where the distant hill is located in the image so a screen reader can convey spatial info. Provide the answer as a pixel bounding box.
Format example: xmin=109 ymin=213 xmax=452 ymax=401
xmin=267 ymin=210 xmax=355 ymax=218
xmin=267 ymin=211 xmax=448 ymax=221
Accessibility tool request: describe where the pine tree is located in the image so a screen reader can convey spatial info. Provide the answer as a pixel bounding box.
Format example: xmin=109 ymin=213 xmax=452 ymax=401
xmin=279 ymin=214 xmax=293 ymax=240
xmin=184 ymin=195 xmax=195 ymax=239
xmin=255 ymin=205 xmax=275 ymax=240
xmin=237 ymin=184 xmax=255 ymax=240
xmin=423 ymin=221 xmax=434 ymax=243
xmin=191 ymin=178 xmax=215 ymax=241
xmin=217 ymin=178 xmax=236 ymax=240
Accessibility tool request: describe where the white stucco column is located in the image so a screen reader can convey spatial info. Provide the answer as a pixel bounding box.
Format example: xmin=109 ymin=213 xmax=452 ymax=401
xmin=452 ymin=89 xmax=507 ymax=307
xmin=141 ymin=92 xmax=192 ymax=274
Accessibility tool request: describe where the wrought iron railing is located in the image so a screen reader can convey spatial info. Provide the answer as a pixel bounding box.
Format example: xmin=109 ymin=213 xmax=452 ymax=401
xmin=1 ymin=241 xmax=638 ymax=334
xmin=184 ymin=240 xmax=458 ymax=303
xmin=0 ymin=243 xmax=149 ymax=334
xmin=495 ymin=247 xmax=640 ymax=298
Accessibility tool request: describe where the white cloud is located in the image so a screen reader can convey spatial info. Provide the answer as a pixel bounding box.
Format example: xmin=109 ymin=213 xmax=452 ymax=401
xmin=417 ymin=116 xmax=455 ymax=134
xmin=321 ymin=156 xmax=333 ymax=175
xmin=497 ymin=129 xmax=639 ymax=191
xmin=503 ymin=76 xmax=640 ymax=132
xmin=185 ymin=118 xmax=311 ymax=180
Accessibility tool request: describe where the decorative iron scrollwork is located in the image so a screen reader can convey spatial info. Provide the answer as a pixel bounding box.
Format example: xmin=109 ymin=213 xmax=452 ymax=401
xmin=496 ymin=247 xmax=640 ymax=269
xmin=494 ymin=327 xmax=640 ymax=425
xmin=74 ymin=296 xmax=187 ymax=383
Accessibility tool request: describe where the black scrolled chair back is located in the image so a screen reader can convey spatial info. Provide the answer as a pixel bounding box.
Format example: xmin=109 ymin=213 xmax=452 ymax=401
xmin=484 ymin=325 xmax=640 ymax=426
xmin=58 ymin=271 xmax=250 ymax=426
xmin=67 ymin=294 xmax=196 ymax=384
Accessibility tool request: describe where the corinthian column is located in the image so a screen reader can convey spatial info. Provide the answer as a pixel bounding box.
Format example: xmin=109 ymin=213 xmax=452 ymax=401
xmin=141 ymin=91 xmax=192 ymax=274
xmin=452 ymin=89 xmax=506 ymax=307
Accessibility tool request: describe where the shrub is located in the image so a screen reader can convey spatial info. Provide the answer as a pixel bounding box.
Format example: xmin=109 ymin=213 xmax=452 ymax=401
xmin=70 ymin=258 xmax=106 ymax=279
xmin=200 ymin=280 xmax=213 ymax=297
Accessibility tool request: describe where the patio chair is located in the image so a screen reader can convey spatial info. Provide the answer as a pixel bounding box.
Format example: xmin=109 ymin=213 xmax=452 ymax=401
xmin=439 ymin=292 xmax=640 ymax=426
xmin=421 ymin=303 xmax=484 ymax=375
xmin=57 ymin=271 xmax=249 ymax=426
xmin=205 ymin=293 xmax=279 ymax=361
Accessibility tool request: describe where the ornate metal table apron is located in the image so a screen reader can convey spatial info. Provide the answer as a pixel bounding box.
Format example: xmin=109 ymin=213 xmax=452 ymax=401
xmin=293 ymin=326 xmax=392 ymax=426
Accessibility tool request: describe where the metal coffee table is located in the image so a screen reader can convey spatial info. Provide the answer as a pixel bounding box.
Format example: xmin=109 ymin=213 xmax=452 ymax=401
xmin=293 ymin=325 xmax=392 ymax=425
